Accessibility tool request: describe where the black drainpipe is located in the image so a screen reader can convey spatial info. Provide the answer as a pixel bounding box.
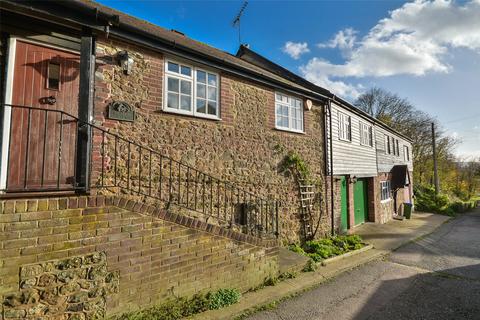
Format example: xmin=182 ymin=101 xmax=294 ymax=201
xmin=75 ymin=27 xmax=95 ymax=192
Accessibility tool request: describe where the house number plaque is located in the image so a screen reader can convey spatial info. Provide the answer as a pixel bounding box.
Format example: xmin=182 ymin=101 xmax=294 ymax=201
xmin=107 ymin=101 xmax=135 ymax=122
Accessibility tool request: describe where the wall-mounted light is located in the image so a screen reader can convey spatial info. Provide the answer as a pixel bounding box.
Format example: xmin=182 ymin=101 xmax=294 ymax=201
xmin=115 ymin=50 xmax=134 ymax=75
xmin=305 ymin=99 xmax=313 ymax=111
xmin=350 ymin=176 xmax=358 ymax=184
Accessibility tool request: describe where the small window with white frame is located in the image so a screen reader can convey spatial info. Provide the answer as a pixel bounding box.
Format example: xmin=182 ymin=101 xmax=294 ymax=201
xmin=380 ymin=181 xmax=391 ymax=201
xmin=396 ymin=139 xmax=400 ymax=157
xmin=360 ymin=122 xmax=373 ymax=147
xmin=404 ymin=145 xmax=410 ymax=161
xmin=275 ymin=93 xmax=304 ymax=132
xmin=338 ymin=111 xmax=351 ymax=141
xmin=385 ymin=134 xmax=391 ymax=154
xmin=164 ymin=60 xmax=219 ymax=119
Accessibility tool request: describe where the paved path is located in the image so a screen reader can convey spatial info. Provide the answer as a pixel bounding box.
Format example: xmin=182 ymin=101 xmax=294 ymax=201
xmin=246 ymin=210 xmax=480 ymax=320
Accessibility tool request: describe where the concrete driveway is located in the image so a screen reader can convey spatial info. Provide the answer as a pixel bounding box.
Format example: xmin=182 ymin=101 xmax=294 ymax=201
xmin=246 ymin=209 xmax=480 ymax=320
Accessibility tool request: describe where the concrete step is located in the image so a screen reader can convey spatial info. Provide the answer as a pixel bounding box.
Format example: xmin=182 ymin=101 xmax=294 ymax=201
xmin=279 ymin=247 xmax=310 ymax=274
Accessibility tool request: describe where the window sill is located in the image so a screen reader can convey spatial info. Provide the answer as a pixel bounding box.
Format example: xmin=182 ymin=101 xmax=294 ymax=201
xmin=274 ymin=127 xmax=305 ymax=135
xmin=360 ymin=143 xmax=374 ymax=148
xmin=380 ymin=198 xmax=392 ymax=204
xmin=160 ymin=108 xmax=221 ymax=121
xmin=338 ymin=138 xmax=352 ymax=143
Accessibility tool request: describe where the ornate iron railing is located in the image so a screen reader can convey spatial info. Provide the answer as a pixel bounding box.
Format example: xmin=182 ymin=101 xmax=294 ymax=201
xmin=0 ymin=104 xmax=279 ymax=238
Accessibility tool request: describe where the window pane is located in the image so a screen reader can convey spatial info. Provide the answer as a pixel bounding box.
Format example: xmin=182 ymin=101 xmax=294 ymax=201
xmin=196 ymin=99 xmax=206 ymax=113
xmin=167 ymin=93 xmax=179 ymax=109
xmin=297 ymin=120 xmax=302 ymax=130
xmin=180 ymin=80 xmax=191 ymax=95
xmin=207 ymin=101 xmax=217 ymax=115
xmin=47 ymin=62 xmax=60 ymax=90
xmin=180 ymin=95 xmax=191 ymax=111
xmin=181 ymin=65 xmax=191 ymax=76
xmin=292 ymin=120 xmax=298 ymax=130
xmin=281 ymin=105 xmax=288 ymax=116
xmin=281 ymin=117 xmax=288 ymax=128
xmin=295 ymin=109 xmax=301 ymax=119
xmin=207 ymin=86 xmax=216 ymax=100
xmin=197 ymin=70 xmax=206 ymax=83
xmin=208 ymin=74 xmax=217 ymax=86
xmin=168 ymin=77 xmax=179 ymax=92
xmin=168 ymin=62 xmax=179 ymax=73
xmin=197 ymin=84 xmax=206 ymax=98
xmin=276 ymin=116 xmax=282 ymax=127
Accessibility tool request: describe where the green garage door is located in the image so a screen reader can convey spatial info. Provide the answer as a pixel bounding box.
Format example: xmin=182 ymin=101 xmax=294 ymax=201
xmin=340 ymin=176 xmax=348 ymax=231
xmin=354 ymin=178 xmax=369 ymax=225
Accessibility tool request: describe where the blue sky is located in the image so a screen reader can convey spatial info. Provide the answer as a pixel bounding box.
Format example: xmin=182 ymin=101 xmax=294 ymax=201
xmin=98 ymin=0 xmax=480 ymax=159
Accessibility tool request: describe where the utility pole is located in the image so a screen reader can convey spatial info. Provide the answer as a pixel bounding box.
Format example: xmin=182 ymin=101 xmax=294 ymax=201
xmin=432 ymin=122 xmax=440 ymax=194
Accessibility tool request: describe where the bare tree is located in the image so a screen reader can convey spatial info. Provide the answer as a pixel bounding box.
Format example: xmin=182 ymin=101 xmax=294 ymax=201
xmin=354 ymin=87 xmax=459 ymax=188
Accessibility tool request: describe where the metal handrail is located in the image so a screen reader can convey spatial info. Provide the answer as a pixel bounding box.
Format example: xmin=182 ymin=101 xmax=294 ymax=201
xmin=0 ymin=104 xmax=279 ymax=238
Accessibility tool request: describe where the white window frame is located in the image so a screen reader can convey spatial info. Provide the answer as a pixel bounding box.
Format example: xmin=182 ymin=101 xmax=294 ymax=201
xmin=380 ymin=181 xmax=391 ymax=202
xmin=338 ymin=111 xmax=352 ymax=141
xmin=385 ymin=135 xmax=390 ymax=154
xmin=274 ymin=92 xmax=304 ymax=133
xmin=396 ymin=140 xmax=400 ymax=157
xmin=163 ymin=59 xmax=220 ymax=120
xmin=404 ymin=145 xmax=410 ymax=161
xmin=360 ymin=122 xmax=373 ymax=147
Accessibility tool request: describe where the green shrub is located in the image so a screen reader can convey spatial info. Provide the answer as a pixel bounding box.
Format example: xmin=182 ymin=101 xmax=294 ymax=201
xmin=288 ymin=235 xmax=365 ymax=263
xmin=288 ymin=244 xmax=305 ymax=255
xmin=415 ymin=185 xmax=477 ymax=215
xmin=302 ymin=259 xmax=317 ymax=272
xmin=207 ymin=289 xmax=241 ymax=310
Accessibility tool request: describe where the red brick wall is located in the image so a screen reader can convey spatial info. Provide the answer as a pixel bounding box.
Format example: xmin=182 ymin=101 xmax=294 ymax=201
xmin=369 ymin=172 xmax=412 ymax=223
xmin=0 ymin=197 xmax=279 ymax=318
xmin=347 ymin=177 xmax=356 ymax=228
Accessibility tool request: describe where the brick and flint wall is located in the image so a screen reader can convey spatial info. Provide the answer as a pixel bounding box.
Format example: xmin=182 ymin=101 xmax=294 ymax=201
xmin=0 ymin=196 xmax=279 ymax=319
xmin=91 ymin=37 xmax=328 ymax=243
xmin=369 ymin=172 xmax=413 ymax=224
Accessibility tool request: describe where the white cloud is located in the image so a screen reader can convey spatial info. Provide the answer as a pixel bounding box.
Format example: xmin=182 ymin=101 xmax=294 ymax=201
xmin=318 ymin=28 xmax=358 ymax=58
xmin=282 ymin=41 xmax=310 ymax=60
xmin=300 ymin=59 xmax=363 ymax=98
xmin=301 ymin=0 xmax=480 ymax=98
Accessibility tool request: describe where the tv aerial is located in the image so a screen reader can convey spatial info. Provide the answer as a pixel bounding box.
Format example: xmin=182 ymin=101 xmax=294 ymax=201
xmin=232 ymin=1 xmax=248 ymax=45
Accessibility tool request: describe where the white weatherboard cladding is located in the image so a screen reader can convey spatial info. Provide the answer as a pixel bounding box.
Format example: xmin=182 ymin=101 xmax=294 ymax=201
xmin=375 ymin=126 xmax=413 ymax=173
xmin=330 ymin=103 xmax=377 ymax=176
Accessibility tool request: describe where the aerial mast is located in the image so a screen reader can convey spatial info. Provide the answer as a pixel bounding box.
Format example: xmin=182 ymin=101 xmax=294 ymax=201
xmin=232 ymin=1 xmax=248 ymax=45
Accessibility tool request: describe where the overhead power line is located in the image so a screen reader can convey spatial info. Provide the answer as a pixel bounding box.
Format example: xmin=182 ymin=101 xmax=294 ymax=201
xmin=443 ymin=112 xmax=480 ymax=124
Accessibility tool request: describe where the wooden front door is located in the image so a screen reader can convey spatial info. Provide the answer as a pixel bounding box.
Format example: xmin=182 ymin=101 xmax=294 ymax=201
xmin=6 ymin=40 xmax=80 ymax=191
xmin=353 ymin=178 xmax=368 ymax=225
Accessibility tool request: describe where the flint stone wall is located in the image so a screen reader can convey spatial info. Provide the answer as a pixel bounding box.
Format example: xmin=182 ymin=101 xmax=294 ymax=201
xmin=91 ymin=38 xmax=329 ymax=243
